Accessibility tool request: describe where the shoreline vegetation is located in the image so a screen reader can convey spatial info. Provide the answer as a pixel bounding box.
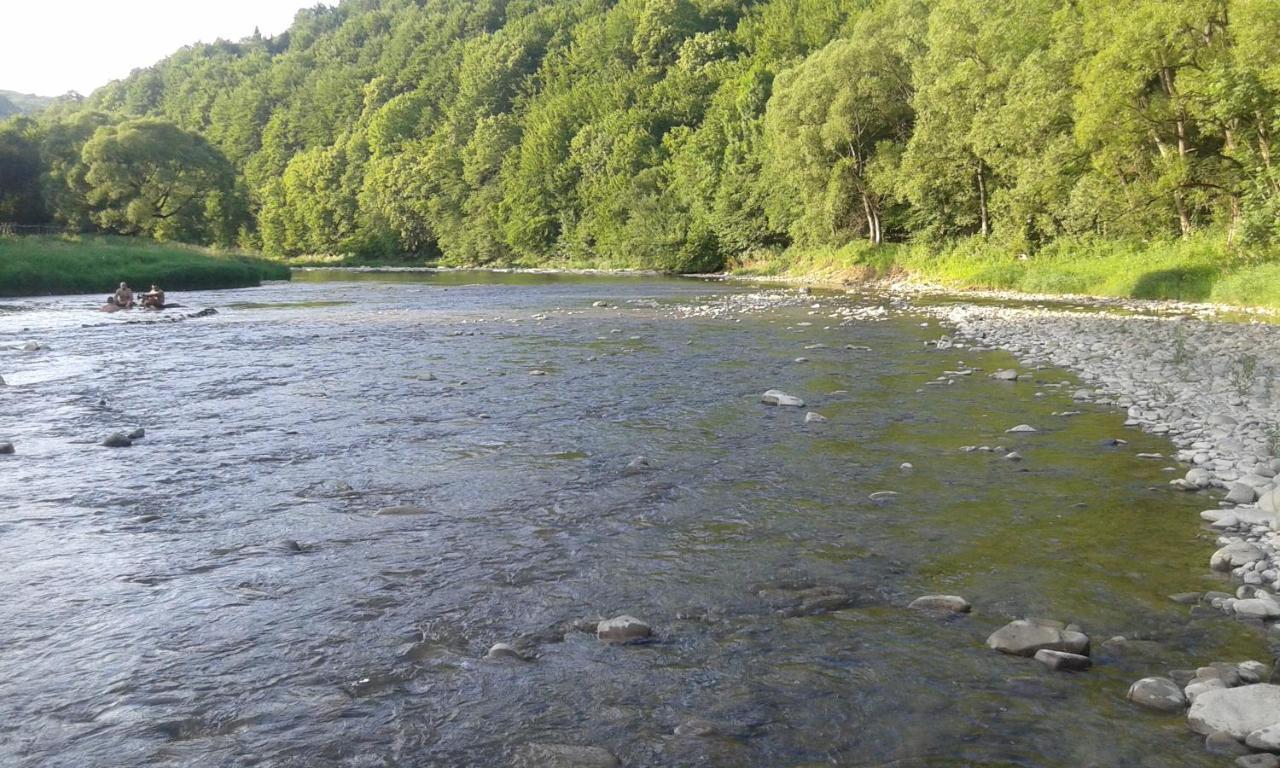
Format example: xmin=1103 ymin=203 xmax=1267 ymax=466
xmin=0 ymin=235 xmax=291 ymax=298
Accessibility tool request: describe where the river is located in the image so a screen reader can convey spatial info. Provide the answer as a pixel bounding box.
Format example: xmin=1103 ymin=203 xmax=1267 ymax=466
xmin=0 ymin=272 xmax=1265 ymax=767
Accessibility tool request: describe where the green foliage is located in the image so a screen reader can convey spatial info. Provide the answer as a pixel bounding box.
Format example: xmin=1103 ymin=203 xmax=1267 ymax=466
xmin=0 ymin=235 xmax=289 ymax=297
xmin=1 ymin=0 xmax=1279 ymax=287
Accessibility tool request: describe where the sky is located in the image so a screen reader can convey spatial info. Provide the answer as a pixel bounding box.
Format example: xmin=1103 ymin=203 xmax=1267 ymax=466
xmin=1 ymin=1 xmax=324 ymax=97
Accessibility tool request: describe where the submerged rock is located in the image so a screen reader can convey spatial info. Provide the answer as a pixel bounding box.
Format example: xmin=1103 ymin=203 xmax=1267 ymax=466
xmin=804 ymin=412 xmax=828 ymax=424
xmin=514 ymin=743 xmax=620 ymax=768
xmin=102 ymin=433 xmax=133 ymax=448
xmin=127 ymin=427 xmax=146 ymax=440
xmin=761 ymin=389 xmax=804 ymax=407
xmin=375 ymin=505 xmax=431 ymax=516
xmin=623 ymin=456 xmax=655 ymax=475
xmin=597 ymin=615 xmax=651 ymax=643
xmin=1237 ymin=755 xmax=1280 ymax=768
xmin=1034 ymin=649 xmax=1091 ymax=671
xmin=1206 ymin=730 xmax=1252 ymax=757
xmin=1188 ymin=684 xmax=1280 ymax=739
xmin=485 ymin=643 xmax=526 ymax=661
xmin=908 ymin=595 xmax=971 ymax=614
xmin=986 ymin=618 xmax=1089 ymax=657
xmin=0 ymin=441 xmax=13 ymax=455
xmin=1005 ymin=424 xmax=1038 ymax=434
xmin=1127 ymin=677 xmax=1188 ymax=712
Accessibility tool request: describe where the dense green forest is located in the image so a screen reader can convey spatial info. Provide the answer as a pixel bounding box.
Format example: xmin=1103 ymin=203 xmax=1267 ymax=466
xmin=2 ymin=0 xmax=1280 ymax=277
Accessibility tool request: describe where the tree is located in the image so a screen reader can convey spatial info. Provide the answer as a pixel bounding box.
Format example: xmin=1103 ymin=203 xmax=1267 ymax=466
xmin=80 ymin=118 xmax=239 ymax=242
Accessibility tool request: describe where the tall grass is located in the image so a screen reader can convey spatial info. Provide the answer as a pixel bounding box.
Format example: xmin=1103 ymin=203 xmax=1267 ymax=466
xmin=0 ymin=235 xmax=291 ymax=297
xmin=735 ymin=233 xmax=1280 ymax=310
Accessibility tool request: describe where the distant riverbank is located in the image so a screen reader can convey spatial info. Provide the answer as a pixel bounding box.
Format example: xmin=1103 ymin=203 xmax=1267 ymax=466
xmin=733 ymin=236 xmax=1280 ymax=312
xmin=0 ymin=235 xmax=291 ymax=298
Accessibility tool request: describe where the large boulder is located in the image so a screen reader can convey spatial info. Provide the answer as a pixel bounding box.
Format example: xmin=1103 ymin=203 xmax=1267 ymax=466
xmin=986 ymin=619 xmax=1089 ymax=657
xmin=1188 ymin=685 xmax=1280 ymax=739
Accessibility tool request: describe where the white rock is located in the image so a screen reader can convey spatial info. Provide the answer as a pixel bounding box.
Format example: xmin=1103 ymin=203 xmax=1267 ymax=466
xmin=1127 ymin=677 xmax=1188 ymax=711
xmin=1212 ymin=542 xmax=1266 ymax=572
xmin=1189 ymin=685 xmax=1280 ymax=739
xmin=804 ymin=412 xmax=828 ymax=424
xmin=1234 ymin=598 xmax=1280 ymax=619
xmin=908 ymin=595 xmax=971 ymax=613
xmin=596 ymin=615 xmax=651 ymax=643
xmin=761 ymin=389 xmax=804 ymax=407
xmin=1005 ymin=424 xmax=1038 ymax=433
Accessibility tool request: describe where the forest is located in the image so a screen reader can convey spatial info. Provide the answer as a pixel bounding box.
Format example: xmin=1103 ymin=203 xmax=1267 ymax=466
xmin=1 ymin=0 xmax=1279 ymax=277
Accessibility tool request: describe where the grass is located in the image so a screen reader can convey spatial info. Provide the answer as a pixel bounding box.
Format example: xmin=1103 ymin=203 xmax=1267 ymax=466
xmin=0 ymin=235 xmax=291 ymax=298
xmin=733 ymin=233 xmax=1280 ymax=311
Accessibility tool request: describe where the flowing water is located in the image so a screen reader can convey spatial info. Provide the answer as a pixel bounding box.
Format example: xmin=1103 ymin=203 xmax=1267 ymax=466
xmin=0 ymin=272 xmax=1266 ymax=767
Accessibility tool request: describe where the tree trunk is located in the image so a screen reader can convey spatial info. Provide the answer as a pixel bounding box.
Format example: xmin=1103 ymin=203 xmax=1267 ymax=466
xmin=976 ymin=163 xmax=989 ymax=237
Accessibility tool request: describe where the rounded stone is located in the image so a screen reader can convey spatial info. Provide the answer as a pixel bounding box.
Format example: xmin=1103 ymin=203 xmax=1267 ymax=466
xmin=596 ymin=615 xmax=651 ymax=643
xmin=1126 ymin=677 xmax=1187 ymax=712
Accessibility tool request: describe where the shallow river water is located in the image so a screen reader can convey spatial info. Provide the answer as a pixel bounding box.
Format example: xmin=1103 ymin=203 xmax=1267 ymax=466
xmin=0 ymin=272 xmax=1267 ymax=767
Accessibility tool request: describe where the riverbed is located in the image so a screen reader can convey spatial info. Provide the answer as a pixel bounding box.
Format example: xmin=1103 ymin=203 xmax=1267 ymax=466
xmin=0 ymin=272 xmax=1267 ymax=767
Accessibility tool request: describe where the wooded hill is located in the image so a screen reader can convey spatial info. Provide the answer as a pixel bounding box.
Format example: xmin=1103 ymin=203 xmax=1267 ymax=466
xmin=2 ymin=0 xmax=1279 ymax=275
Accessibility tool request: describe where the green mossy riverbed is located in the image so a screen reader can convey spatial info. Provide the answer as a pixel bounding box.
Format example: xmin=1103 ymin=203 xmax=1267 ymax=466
xmin=0 ymin=235 xmax=290 ymax=297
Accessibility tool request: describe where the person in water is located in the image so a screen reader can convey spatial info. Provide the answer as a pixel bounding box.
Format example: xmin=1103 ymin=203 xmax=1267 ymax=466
xmin=112 ymin=282 xmax=135 ymax=308
xmin=142 ymin=284 xmax=165 ymax=309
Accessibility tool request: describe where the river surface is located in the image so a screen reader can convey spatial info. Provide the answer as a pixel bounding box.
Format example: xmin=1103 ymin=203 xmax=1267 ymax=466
xmin=0 ymin=272 xmax=1266 ymax=767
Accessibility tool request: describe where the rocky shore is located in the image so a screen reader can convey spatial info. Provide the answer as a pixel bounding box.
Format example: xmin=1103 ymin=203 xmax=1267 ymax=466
xmin=919 ymin=297 xmax=1280 ymax=765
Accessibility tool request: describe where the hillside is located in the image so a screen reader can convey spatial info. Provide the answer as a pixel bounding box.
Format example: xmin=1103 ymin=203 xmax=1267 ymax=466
xmin=0 ymin=90 xmax=60 ymax=117
xmin=3 ymin=0 xmax=1280 ymax=285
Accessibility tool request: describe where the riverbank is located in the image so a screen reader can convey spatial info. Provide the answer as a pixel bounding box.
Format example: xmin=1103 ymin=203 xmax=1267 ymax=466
xmin=733 ymin=236 xmax=1280 ymax=312
xmin=0 ymin=235 xmax=291 ymax=297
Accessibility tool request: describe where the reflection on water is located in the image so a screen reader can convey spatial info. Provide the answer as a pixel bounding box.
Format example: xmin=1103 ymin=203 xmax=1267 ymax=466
xmin=0 ymin=272 xmax=1263 ymax=767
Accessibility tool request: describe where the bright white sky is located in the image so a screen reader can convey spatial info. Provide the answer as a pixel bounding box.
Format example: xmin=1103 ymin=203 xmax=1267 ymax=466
xmin=2 ymin=1 xmax=324 ymax=97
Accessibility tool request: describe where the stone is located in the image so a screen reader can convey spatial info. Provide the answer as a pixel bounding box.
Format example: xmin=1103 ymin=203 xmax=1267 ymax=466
xmin=127 ymin=427 xmax=146 ymax=440
xmin=1034 ymin=649 xmax=1091 ymax=671
xmin=592 ymin=301 xmax=609 ymax=308
xmin=1187 ymin=679 xmax=1230 ymax=703
xmin=908 ymin=595 xmax=971 ymax=613
xmin=1003 ymin=451 xmax=1023 ymax=462
xmin=375 ymin=505 xmax=431 ymax=516
xmin=102 ymin=433 xmax=132 ymax=448
xmin=1189 ymin=685 xmax=1280 ymax=739
xmin=1246 ymin=723 xmax=1280 ymax=752
xmin=1005 ymin=424 xmax=1038 ymax=433
xmin=986 ymin=619 xmax=1089 ymax=657
xmin=1186 ymin=468 xmax=1215 ymax=488
xmin=1212 ymin=542 xmax=1266 ymax=572
xmin=804 ymin=412 xmax=828 ymax=424
xmin=1239 ymin=661 xmax=1270 ymax=683
xmin=485 ymin=643 xmax=525 ymax=661
xmin=1126 ymin=677 xmax=1187 ymax=712
xmin=1237 ymin=755 xmax=1280 ymax=768
xmin=990 ymin=369 xmax=1019 ymax=381
xmin=529 ymin=369 xmax=548 ymax=376
xmin=761 ymin=389 xmax=804 ymax=407
xmin=868 ymin=491 xmax=899 ymax=501
xmin=1227 ymin=483 xmax=1260 ymax=505
xmin=1234 ymin=598 xmax=1280 ymax=620
xmin=623 ymin=456 xmax=655 ymax=475
xmin=597 ymin=615 xmax=651 ymax=643
xmin=1261 ymin=489 xmax=1280 ymax=517
xmin=1206 ymin=731 xmax=1252 ymax=757
xmin=674 ymin=719 xmax=718 ymax=738
xmin=0 ymin=441 xmax=13 ymax=455
xmin=514 ymin=743 xmax=620 ymax=768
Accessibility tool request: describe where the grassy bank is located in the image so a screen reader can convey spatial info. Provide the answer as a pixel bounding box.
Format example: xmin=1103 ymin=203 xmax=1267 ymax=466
xmin=734 ymin=234 xmax=1280 ymax=310
xmin=0 ymin=235 xmax=291 ymax=298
